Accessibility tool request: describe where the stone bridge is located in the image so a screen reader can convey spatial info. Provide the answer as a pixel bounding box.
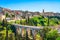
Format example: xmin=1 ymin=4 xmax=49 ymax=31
xmin=12 ymin=24 xmax=60 ymax=40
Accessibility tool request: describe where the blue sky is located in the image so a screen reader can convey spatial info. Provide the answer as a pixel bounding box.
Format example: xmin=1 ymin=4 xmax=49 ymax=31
xmin=0 ymin=0 xmax=60 ymax=12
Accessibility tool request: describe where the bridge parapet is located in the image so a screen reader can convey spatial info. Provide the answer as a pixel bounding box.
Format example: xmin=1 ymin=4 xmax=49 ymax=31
xmin=13 ymin=24 xmax=43 ymax=30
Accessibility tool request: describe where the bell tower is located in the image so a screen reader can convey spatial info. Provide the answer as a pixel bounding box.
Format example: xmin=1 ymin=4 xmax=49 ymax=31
xmin=43 ymin=9 xmax=44 ymax=13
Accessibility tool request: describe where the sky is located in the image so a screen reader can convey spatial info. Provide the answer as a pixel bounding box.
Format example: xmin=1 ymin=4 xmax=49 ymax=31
xmin=0 ymin=0 xmax=60 ymax=12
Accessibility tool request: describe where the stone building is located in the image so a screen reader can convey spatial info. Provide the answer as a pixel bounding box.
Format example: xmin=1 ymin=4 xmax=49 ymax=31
xmin=0 ymin=14 xmax=5 ymax=21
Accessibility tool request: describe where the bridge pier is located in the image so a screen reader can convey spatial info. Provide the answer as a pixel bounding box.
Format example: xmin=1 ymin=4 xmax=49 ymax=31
xmin=26 ymin=28 xmax=33 ymax=40
xmin=27 ymin=28 xmax=31 ymax=37
xmin=16 ymin=27 xmax=21 ymax=40
xmin=25 ymin=28 xmax=29 ymax=40
xmin=21 ymin=28 xmax=25 ymax=37
xmin=32 ymin=29 xmax=37 ymax=40
xmin=16 ymin=27 xmax=26 ymax=40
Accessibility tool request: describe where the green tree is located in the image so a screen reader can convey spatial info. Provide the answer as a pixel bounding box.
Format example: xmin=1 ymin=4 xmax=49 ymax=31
xmin=5 ymin=13 xmax=9 ymax=17
xmin=56 ymin=37 xmax=60 ymax=40
xmin=46 ymin=29 xmax=58 ymax=40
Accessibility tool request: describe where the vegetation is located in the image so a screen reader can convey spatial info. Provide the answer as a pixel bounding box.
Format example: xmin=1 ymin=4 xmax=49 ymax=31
xmin=0 ymin=15 xmax=60 ymax=40
xmin=12 ymin=15 xmax=60 ymax=26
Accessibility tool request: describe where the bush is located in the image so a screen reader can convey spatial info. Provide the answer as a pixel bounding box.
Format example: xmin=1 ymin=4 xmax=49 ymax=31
xmin=56 ymin=37 xmax=60 ymax=40
xmin=46 ymin=30 xmax=58 ymax=40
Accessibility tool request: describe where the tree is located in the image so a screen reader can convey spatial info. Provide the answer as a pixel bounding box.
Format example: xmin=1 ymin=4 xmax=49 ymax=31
xmin=46 ymin=30 xmax=58 ymax=40
xmin=40 ymin=27 xmax=59 ymax=40
xmin=5 ymin=13 xmax=9 ymax=17
xmin=41 ymin=27 xmax=51 ymax=40
xmin=56 ymin=37 xmax=60 ymax=40
xmin=2 ymin=19 xmax=7 ymax=27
